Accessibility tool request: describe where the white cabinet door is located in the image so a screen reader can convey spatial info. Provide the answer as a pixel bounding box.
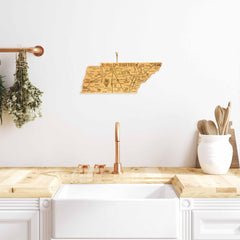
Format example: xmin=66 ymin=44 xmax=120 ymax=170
xmin=192 ymin=210 xmax=240 ymax=239
xmin=0 ymin=210 xmax=39 ymax=240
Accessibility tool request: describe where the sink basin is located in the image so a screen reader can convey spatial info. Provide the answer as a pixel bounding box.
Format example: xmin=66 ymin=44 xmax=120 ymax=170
xmin=52 ymin=184 xmax=179 ymax=239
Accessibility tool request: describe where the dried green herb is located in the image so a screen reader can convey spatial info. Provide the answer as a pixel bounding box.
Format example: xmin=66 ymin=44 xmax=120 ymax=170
xmin=0 ymin=74 xmax=6 ymax=124
xmin=4 ymin=50 xmax=43 ymax=128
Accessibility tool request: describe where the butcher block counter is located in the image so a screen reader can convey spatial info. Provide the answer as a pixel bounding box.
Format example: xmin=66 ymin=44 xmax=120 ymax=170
xmin=0 ymin=167 xmax=240 ymax=198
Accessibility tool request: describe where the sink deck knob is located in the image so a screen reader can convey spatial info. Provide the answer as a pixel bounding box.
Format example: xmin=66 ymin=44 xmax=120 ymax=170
xmin=77 ymin=164 xmax=90 ymax=174
xmin=94 ymin=164 xmax=106 ymax=174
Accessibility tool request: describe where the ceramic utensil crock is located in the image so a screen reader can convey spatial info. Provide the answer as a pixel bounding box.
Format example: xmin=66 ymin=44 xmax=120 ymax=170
xmin=198 ymin=134 xmax=233 ymax=174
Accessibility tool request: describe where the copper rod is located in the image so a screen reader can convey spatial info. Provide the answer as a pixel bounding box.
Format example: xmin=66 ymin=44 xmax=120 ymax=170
xmin=113 ymin=122 xmax=123 ymax=174
xmin=0 ymin=45 xmax=44 ymax=57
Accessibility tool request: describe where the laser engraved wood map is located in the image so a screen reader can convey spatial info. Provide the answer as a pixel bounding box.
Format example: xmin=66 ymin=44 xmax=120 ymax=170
xmin=81 ymin=62 xmax=162 ymax=93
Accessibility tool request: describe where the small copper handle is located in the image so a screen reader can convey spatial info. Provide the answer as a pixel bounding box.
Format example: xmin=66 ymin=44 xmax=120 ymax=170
xmin=78 ymin=164 xmax=90 ymax=174
xmin=94 ymin=164 xmax=106 ymax=174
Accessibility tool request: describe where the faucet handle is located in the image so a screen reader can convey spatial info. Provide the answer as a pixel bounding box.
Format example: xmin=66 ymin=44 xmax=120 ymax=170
xmin=78 ymin=164 xmax=90 ymax=174
xmin=94 ymin=164 xmax=106 ymax=174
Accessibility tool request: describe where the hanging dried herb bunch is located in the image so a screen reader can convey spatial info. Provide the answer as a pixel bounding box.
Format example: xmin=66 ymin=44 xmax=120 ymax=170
xmin=4 ymin=50 xmax=43 ymax=128
xmin=0 ymin=74 xmax=6 ymax=124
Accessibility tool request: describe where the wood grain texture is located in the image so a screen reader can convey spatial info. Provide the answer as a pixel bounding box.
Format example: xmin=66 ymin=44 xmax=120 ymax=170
xmin=173 ymin=174 xmax=240 ymax=198
xmin=0 ymin=167 xmax=240 ymax=198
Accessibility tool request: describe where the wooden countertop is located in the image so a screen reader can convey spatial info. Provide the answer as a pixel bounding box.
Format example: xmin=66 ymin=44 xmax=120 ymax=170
xmin=0 ymin=167 xmax=240 ymax=198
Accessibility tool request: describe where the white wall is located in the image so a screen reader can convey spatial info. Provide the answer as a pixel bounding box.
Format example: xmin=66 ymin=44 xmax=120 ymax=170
xmin=0 ymin=0 xmax=239 ymax=167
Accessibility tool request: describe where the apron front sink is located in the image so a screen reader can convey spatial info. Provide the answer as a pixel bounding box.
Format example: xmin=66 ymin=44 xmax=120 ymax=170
xmin=52 ymin=184 xmax=179 ymax=239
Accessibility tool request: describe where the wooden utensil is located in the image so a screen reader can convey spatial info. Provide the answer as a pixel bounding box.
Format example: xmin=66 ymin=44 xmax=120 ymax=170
xmin=197 ymin=120 xmax=207 ymax=135
xmin=215 ymin=105 xmax=224 ymax=135
xmin=197 ymin=120 xmax=218 ymax=135
xmin=222 ymin=102 xmax=231 ymax=135
xmin=196 ymin=121 xmax=239 ymax=168
xmin=204 ymin=120 xmax=218 ymax=135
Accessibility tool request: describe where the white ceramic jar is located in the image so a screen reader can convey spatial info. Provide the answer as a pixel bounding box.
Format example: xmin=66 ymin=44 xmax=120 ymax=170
xmin=198 ymin=134 xmax=233 ymax=174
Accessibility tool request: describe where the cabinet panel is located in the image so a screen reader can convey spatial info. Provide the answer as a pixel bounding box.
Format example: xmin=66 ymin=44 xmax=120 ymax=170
xmin=51 ymin=239 xmax=177 ymax=240
xmin=193 ymin=210 xmax=240 ymax=239
xmin=0 ymin=210 xmax=39 ymax=240
xmin=53 ymin=199 xmax=178 ymax=239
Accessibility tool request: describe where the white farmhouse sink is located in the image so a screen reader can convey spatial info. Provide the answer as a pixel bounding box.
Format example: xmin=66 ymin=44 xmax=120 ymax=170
xmin=52 ymin=184 xmax=179 ymax=239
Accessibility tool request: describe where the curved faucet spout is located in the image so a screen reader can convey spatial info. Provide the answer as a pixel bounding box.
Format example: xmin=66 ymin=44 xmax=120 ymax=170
xmin=113 ymin=122 xmax=123 ymax=174
xmin=115 ymin=122 xmax=120 ymax=142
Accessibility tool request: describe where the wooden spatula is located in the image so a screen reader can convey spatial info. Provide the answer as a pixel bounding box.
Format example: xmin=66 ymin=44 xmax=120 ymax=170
xmin=222 ymin=102 xmax=231 ymax=135
xmin=215 ymin=105 xmax=225 ymax=135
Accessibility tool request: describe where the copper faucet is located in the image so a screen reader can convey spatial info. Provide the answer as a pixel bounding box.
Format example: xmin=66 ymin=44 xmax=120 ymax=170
xmin=112 ymin=122 xmax=123 ymax=174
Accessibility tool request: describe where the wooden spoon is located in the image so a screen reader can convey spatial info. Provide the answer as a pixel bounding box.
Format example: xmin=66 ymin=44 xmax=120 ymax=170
xmin=215 ymin=105 xmax=225 ymax=135
xmin=197 ymin=120 xmax=207 ymax=135
xmin=204 ymin=120 xmax=218 ymax=135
